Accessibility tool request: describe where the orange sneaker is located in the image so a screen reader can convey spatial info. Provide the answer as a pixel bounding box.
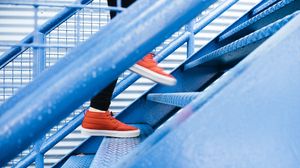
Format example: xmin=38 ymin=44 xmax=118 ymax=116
xmin=81 ymin=110 xmax=140 ymax=138
xmin=130 ymin=53 xmax=177 ymax=86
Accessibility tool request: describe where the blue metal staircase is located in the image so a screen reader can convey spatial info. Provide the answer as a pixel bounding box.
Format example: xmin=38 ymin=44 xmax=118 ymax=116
xmin=0 ymin=0 xmax=300 ymax=167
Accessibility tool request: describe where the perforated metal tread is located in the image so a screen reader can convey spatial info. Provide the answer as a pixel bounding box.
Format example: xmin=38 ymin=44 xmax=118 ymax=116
xmin=252 ymin=0 xmax=279 ymax=15
xmin=219 ymin=0 xmax=296 ymax=41
xmin=89 ymin=124 xmax=153 ymax=168
xmin=184 ymin=12 xmax=298 ymax=70
xmin=147 ymin=92 xmax=200 ymax=107
xmin=60 ymin=155 xmax=94 ymax=168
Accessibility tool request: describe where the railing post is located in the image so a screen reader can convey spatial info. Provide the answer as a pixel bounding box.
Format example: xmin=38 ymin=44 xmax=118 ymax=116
xmin=33 ymin=1 xmax=46 ymax=78
xmin=185 ymin=20 xmax=195 ymax=58
xmin=117 ymin=0 xmax=121 ymax=8
xmin=33 ymin=32 xmax=46 ymax=78
xmin=33 ymin=137 xmax=45 ymax=168
xmin=32 ymin=2 xmax=46 ymax=167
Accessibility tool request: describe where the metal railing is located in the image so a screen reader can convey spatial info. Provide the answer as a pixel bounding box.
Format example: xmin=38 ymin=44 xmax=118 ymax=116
xmin=0 ymin=0 xmax=242 ymax=167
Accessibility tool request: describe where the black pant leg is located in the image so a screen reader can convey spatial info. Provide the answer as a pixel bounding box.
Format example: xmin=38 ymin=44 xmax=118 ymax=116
xmin=90 ymin=80 xmax=118 ymax=111
xmin=90 ymin=0 xmax=136 ymax=111
xmin=107 ymin=0 xmax=137 ymax=18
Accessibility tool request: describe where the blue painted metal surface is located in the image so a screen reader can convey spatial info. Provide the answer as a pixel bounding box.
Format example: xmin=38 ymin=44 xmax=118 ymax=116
xmin=115 ymin=13 xmax=300 ymax=168
xmin=14 ymin=0 xmax=237 ymax=164
xmin=0 ymin=0 xmax=216 ymax=164
xmin=252 ymin=0 xmax=279 ymax=15
xmin=219 ymin=0 xmax=298 ymax=41
xmin=183 ymin=0 xmax=267 ymax=66
xmin=54 ymin=1 xmax=242 ymax=165
xmin=32 ymin=33 xmax=46 ymax=78
xmin=13 ymin=24 xmax=188 ymax=168
xmin=13 ymin=112 xmax=85 ymax=168
xmin=102 ymin=0 xmax=246 ymax=133
xmin=32 ymin=7 xmax=47 ymax=165
xmin=193 ymin=0 xmax=238 ymax=34
xmin=61 ymin=155 xmax=94 ymax=168
xmin=64 ymin=3 xmax=299 ymax=168
xmin=185 ymin=21 xmax=195 ymax=58
xmin=116 ymin=65 xmax=217 ymax=127
xmin=184 ymin=12 xmax=298 ymax=70
xmin=147 ymin=92 xmax=200 ymax=107
xmin=52 ymin=137 xmax=102 ymax=168
xmin=90 ymin=124 xmax=153 ymax=168
xmin=0 ymin=1 xmax=123 ymax=11
xmin=15 ymin=30 xmax=190 ymax=168
xmin=0 ymin=0 xmax=93 ymax=70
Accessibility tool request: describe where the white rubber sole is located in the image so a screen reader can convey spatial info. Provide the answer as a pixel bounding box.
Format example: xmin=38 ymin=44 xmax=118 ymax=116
xmin=129 ymin=64 xmax=176 ymax=86
xmin=81 ymin=127 xmax=140 ymax=138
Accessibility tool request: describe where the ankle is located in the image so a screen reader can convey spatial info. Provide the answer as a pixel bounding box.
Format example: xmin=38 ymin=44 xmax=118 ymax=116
xmin=89 ymin=107 xmax=106 ymax=113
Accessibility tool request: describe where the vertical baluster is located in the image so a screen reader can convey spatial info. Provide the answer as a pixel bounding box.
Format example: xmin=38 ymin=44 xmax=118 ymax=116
xmin=32 ymin=1 xmax=46 ymax=167
xmin=186 ymin=20 xmax=195 ymax=58
xmin=117 ymin=0 xmax=121 ymax=8
xmin=117 ymin=0 xmax=122 ymax=15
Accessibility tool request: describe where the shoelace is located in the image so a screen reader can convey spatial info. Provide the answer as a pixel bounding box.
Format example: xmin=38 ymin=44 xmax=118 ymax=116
xmin=109 ymin=111 xmax=114 ymax=117
xmin=143 ymin=54 xmax=157 ymax=65
xmin=142 ymin=54 xmax=167 ymax=73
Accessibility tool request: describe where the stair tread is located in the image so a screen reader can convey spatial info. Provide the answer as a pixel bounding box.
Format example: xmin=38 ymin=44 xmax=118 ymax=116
xmin=219 ymin=0 xmax=296 ymax=41
xmin=184 ymin=12 xmax=298 ymax=70
xmin=252 ymin=0 xmax=279 ymax=15
xmin=147 ymin=92 xmax=200 ymax=107
xmin=89 ymin=124 xmax=153 ymax=168
xmin=61 ymin=155 xmax=94 ymax=168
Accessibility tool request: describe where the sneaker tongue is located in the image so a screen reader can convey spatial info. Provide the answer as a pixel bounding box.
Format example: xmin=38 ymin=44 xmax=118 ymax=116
xmin=144 ymin=53 xmax=154 ymax=59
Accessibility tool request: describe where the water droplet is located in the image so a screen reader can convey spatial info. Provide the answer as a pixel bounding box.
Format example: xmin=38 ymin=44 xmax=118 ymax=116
xmin=4 ymin=125 xmax=9 ymax=132
xmin=92 ymin=71 xmax=97 ymax=78
xmin=38 ymin=115 xmax=42 ymax=121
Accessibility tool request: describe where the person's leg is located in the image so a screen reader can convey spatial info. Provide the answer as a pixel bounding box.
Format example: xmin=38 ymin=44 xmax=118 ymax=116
xmin=82 ymin=0 xmax=140 ymax=138
xmin=82 ymin=0 xmax=177 ymax=137
xmin=108 ymin=0 xmax=177 ymax=86
xmin=107 ymin=0 xmax=136 ymax=18
xmin=90 ymin=80 xmax=117 ymax=111
xmin=90 ymin=0 xmax=138 ymax=111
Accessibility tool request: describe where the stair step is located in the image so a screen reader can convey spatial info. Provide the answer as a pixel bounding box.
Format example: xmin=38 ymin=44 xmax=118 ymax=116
xmin=61 ymin=155 xmax=94 ymax=168
xmin=219 ymin=0 xmax=298 ymax=41
xmin=184 ymin=12 xmax=298 ymax=70
xmin=147 ymin=92 xmax=200 ymax=107
xmin=89 ymin=124 xmax=153 ymax=168
xmin=252 ymin=0 xmax=279 ymax=15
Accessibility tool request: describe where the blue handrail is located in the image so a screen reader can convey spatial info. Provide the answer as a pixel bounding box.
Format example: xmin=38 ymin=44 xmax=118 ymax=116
xmin=0 ymin=0 xmax=216 ymax=164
